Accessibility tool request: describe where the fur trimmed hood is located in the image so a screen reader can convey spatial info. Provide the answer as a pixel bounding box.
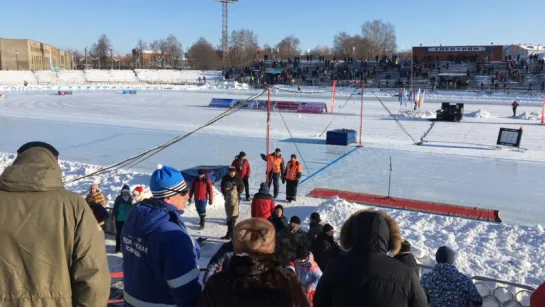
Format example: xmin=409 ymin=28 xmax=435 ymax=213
xmin=339 ymin=209 xmax=402 ymax=255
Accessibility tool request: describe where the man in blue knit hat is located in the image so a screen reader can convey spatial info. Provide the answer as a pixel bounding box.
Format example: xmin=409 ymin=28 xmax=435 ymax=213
xmin=121 ymin=164 xmax=201 ymax=307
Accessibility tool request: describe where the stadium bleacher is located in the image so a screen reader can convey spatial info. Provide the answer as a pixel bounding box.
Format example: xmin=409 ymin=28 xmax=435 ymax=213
xmin=0 ymin=70 xmax=38 ymax=85
xmin=34 ymin=70 xmax=58 ymax=84
xmin=57 ymin=70 xmax=87 ymax=84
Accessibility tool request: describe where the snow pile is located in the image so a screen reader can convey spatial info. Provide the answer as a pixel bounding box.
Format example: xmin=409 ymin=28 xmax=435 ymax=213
xmin=395 ymin=110 xmax=436 ymax=120
xmin=516 ymin=112 xmax=542 ymax=120
xmin=311 ymin=197 xmax=545 ymax=287
xmin=465 ymin=109 xmax=491 ymax=118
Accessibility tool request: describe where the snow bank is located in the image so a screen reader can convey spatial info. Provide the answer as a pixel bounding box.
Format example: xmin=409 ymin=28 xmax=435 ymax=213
xmin=310 ymin=197 xmax=545 ymax=288
xmin=395 ymin=110 xmax=436 ymax=120
xmin=516 ymin=112 xmax=542 ymax=120
xmin=186 ymin=81 xmax=251 ymax=92
xmin=465 ymin=109 xmax=491 ymax=118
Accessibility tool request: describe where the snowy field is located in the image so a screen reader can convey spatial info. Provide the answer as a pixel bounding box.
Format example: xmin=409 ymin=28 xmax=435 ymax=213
xmin=1 ymin=87 xmax=545 ymax=289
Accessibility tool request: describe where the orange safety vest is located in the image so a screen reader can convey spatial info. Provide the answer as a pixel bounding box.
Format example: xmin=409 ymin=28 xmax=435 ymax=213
xmin=285 ymin=160 xmax=302 ymax=181
xmin=267 ymin=155 xmax=283 ymax=174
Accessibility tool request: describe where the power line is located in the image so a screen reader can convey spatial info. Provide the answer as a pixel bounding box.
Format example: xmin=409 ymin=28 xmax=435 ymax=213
xmin=65 ymin=87 xmax=269 ymax=184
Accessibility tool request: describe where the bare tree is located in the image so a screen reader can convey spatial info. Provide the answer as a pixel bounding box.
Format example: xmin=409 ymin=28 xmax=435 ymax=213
xmin=333 ymin=32 xmax=374 ymax=59
xmin=149 ymin=40 xmax=159 ymax=69
xmin=135 ymin=39 xmax=147 ymax=68
xmin=166 ymin=34 xmax=183 ymax=69
xmin=91 ymin=34 xmax=112 ymax=69
xmin=157 ymin=39 xmax=169 ymax=68
xmin=229 ymin=29 xmax=259 ymax=68
xmin=276 ymin=35 xmax=301 ymax=59
xmin=361 ymin=20 xmax=397 ymax=57
xmin=187 ymin=37 xmax=221 ymax=70
xmin=310 ymin=45 xmax=331 ymax=56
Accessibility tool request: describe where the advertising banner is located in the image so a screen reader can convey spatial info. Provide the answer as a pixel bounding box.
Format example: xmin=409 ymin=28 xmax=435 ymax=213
xmin=274 ymin=101 xmax=300 ymax=111
xmin=297 ymin=102 xmax=328 ymax=114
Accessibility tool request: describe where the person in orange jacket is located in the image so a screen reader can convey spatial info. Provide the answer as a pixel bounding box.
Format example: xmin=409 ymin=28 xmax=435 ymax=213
xmin=260 ymin=148 xmax=284 ymax=199
xmin=284 ymin=154 xmax=303 ymax=203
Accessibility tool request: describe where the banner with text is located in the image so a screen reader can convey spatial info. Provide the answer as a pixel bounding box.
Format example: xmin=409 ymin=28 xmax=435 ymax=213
xmin=297 ymin=102 xmax=328 ymax=114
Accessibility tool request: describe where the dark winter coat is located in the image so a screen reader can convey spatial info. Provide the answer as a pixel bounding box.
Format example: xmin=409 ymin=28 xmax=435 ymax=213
xmin=190 ymin=175 xmax=214 ymax=202
xmin=310 ymin=233 xmax=341 ymax=271
xmin=279 ymin=224 xmax=310 ymax=249
xmin=231 ymin=157 xmax=251 ymax=178
xmin=420 ymin=263 xmax=482 ymax=307
xmin=251 ymin=192 xmax=276 ymax=220
xmin=203 ymin=241 xmax=234 ymax=284
xmin=395 ymin=252 xmax=420 ymax=279
xmin=90 ymin=203 xmax=110 ymax=225
xmin=112 ymin=194 xmax=132 ymax=222
xmin=314 ymin=210 xmax=427 ymax=307
xmin=199 ymin=254 xmax=310 ymax=307
xmin=221 ymin=174 xmax=244 ymax=195
xmin=307 ymin=222 xmax=324 ymax=242
xmin=269 ymin=214 xmax=289 ymax=232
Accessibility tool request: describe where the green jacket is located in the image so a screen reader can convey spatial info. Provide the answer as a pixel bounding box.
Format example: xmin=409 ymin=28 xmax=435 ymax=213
xmin=0 ymin=147 xmax=110 ymax=307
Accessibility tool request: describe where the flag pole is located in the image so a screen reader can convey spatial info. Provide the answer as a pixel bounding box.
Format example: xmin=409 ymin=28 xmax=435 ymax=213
xmin=266 ymin=87 xmax=272 ymax=183
xmin=359 ymin=80 xmax=364 ymax=147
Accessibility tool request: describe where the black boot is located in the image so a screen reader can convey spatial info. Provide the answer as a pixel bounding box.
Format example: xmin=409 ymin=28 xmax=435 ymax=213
xmin=221 ymin=219 xmax=234 ymax=240
xmin=199 ymin=215 xmax=205 ymax=230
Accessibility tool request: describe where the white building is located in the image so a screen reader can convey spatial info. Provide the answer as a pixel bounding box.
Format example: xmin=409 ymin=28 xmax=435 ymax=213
xmin=503 ymin=44 xmax=545 ymax=59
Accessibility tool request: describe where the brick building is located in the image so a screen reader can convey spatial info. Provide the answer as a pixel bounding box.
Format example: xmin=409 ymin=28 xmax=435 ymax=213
xmin=0 ymin=38 xmax=73 ymax=70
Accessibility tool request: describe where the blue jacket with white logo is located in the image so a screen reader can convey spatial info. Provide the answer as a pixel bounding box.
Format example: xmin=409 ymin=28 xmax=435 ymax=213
xmin=121 ymin=198 xmax=201 ymax=307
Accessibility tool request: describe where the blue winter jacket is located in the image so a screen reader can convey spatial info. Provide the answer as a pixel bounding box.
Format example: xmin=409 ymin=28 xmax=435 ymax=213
xmin=121 ymin=198 xmax=202 ymax=307
xmin=420 ymin=263 xmax=483 ymax=307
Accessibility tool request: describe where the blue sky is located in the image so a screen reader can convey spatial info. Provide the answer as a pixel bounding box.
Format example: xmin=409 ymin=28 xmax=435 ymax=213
xmin=2 ymin=0 xmax=544 ymax=54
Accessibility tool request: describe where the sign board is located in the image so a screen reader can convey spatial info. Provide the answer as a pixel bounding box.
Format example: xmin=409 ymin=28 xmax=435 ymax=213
xmin=496 ymin=128 xmax=523 ymax=147
xmin=427 ymin=47 xmax=487 ymax=52
xmin=297 ymin=102 xmax=328 ymax=114
xmin=274 ymin=101 xmax=300 ymax=111
xmin=209 ymin=98 xmax=236 ymax=108
xmin=265 ymin=68 xmax=284 ymax=74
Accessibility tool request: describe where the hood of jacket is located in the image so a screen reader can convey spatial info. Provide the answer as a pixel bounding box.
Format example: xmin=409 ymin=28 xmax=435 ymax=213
xmin=0 ymin=147 xmax=64 ymax=192
xmin=125 ymin=198 xmax=183 ymax=237
xmin=340 ymin=209 xmax=402 ymax=255
xmin=433 ymin=263 xmax=461 ymax=281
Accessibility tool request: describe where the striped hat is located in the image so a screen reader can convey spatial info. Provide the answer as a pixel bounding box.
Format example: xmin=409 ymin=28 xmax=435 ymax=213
xmin=149 ymin=164 xmax=187 ymax=198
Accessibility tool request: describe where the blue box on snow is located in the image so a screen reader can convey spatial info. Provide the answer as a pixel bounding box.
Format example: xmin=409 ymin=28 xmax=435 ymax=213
xmin=326 ymin=129 xmax=357 ymax=146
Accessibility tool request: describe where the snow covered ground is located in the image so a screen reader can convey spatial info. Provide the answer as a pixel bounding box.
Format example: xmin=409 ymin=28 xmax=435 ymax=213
xmin=1 ymin=86 xmax=545 ymax=290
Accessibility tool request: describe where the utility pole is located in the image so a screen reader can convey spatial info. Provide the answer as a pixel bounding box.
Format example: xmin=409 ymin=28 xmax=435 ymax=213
xmin=85 ymin=47 xmax=88 ymax=70
xmin=110 ymin=49 xmax=113 ymax=70
xmin=217 ymin=0 xmax=238 ymax=69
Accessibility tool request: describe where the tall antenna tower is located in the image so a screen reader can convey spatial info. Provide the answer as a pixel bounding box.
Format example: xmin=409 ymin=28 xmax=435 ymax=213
xmin=218 ymin=0 xmax=237 ymax=69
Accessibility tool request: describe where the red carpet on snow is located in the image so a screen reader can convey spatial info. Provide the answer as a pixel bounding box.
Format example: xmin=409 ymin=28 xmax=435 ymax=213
xmin=307 ymin=188 xmax=502 ymax=223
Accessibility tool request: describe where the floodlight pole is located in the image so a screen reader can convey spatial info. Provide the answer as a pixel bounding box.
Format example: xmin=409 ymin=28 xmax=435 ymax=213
xmin=219 ymin=0 xmax=237 ymax=69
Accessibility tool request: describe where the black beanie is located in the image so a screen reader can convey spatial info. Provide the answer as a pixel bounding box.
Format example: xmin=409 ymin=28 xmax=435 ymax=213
xmin=290 ymin=216 xmax=301 ymax=225
xmin=17 ymin=141 xmax=59 ymax=157
xmin=295 ymin=245 xmax=309 ymax=260
xmin=239 ymin=151 xmax=246 ymax=158
xmin=323 ymin=223 xmax=334 ymax=233
xmin=436 ymin=246 xmax=456 ymax=264
xmin=399 ymin=240 xmax=411 ymax=254
xmin=198 ymin=169 xmax=205 ymax=175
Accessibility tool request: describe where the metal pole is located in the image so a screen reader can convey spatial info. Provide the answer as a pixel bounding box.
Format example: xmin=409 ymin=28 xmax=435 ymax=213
xmin=15 ymin=50 xmax=19 ymax=70
xmin=359 ymin=80 xmax=364 ymax=147
xmin=387 ymin=156 xmax=392 ymax=198
xmin=266 ymin=86 xmax=271 ymax=184
xmin=85 ymin=48 xmax=88 ymax=69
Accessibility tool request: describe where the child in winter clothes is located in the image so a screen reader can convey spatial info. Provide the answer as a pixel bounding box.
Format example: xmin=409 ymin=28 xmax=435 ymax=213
xmin=222 ymin=181 xmax=239 ymax=240
xmin=112 ymin=184 xmax=133 ymax=253
xmin=294 ymin=246 xmax=322 ymax=306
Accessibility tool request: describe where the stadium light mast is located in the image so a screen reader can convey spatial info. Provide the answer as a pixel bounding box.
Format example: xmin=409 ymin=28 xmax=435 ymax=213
xmin=217 ymin=0 xmax=237 ymax=69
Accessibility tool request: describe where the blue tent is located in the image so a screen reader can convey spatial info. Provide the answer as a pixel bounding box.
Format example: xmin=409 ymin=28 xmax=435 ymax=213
xmin=181 ymin=165 xmax=229 ymax=187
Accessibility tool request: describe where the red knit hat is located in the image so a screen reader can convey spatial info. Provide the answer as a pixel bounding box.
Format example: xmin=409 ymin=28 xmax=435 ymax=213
xmin=134 ymin=186 xmax=144 ymax=193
